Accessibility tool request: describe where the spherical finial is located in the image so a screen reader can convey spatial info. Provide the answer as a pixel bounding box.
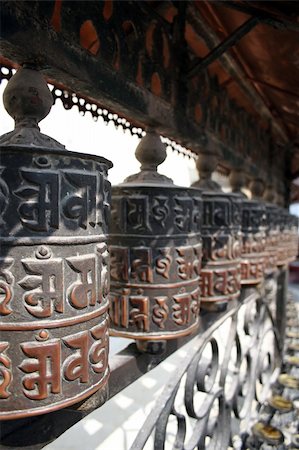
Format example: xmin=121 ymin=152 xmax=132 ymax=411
xmin=124 ymin=129 xmax=173 ymax=184
xmin=275 ymin=191 xmax=285 ymax=207
xmin=192 ymin=141 xmax=221 ymax=191
xmin=249 ymin=178 xmax=265 ymax=200
xmin=263 ymin=184 xmax=275 ymax=203
xmin=196 ymin=151 xmax=218 ymax=179
xmin=135 ymin=129 xmax=167 ymax=171
xmin=229 ymin=168 xmax=246 ymax=195
xmin=0 ymin=65 xmax=64 ymax=150
xmin=3 ymin=65 xmax=53 ymax=126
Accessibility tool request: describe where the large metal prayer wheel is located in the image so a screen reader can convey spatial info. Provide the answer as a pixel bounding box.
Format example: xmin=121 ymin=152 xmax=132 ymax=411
xmin=0 ymin=67 xmax=112 ymax=419
xmin=199 ymin=191 xmax=242 ymax=311
xmin=240 ymin=199 xmax=267 ymax=284
xmin=193 ymin=151 xmax=242 ymax=312
xmin=264 ymin=203 xmax=279 ymax=275
xmin=288 ymin=214 xmax=299 ymax=263
xmin=109 ymin=131 xmax=202 ymax=340
xmin=276 ymin=208 xmax=292 ymax=267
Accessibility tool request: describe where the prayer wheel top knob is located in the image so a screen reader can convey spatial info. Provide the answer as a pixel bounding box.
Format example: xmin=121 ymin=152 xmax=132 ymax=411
xmin=194 ymin=146 xmax=221 ymax=191
xmin=249 ymin=178 xmax=265 ymax=200
xmin=3 ymin=65 xmax=53 ymax=125
xmin=263 ymin=184 xmax=275 ymax=203
xmin=229 ymin=168 xmax=246 ymax=195
xmin=124 ymin=130 xmax=173 ymax=184
xmin=0 ymin=65 xmax=64 ymax=150
xmin=136 ymin=129 xmax=166 ymax=171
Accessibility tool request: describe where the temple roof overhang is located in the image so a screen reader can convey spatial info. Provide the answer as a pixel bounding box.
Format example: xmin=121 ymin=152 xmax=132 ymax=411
xmin=0 ymin=1 xmax=298 ymax=202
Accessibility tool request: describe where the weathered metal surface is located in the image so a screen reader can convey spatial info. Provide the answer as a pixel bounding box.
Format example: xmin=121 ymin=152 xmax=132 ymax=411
xmin=288 ymin=214 xmax=299 ymax=263
xmin=192 ymin=151 xmax=242 ymax=311
xmin=264 ymin=203 xmax=279 ymax=275
xmin=0 ymin=67 xmax=112 ymax=420
xmin=229 ymin=168 xmax=270 ymax=286
xmin=241 ymin=199 xmax=267 ymax=285
xmin=258 ymin=179 xmax=298 ymax=271
xmin=276 ymin=208 xmax=296 ymax=267
xmin=109 ymin=131 xmax=202 ymax=340
xmin=199 ymin=191 xmax=242 ymax=310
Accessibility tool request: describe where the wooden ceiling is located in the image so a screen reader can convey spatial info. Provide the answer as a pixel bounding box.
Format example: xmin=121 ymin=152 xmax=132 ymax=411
xmin=195 ymin=2 xmax=299 ymax=143
xmin=152 ymin=0 xmax=299 ymax=198
xmin=1 ymin=0 xmax=298 ymax=200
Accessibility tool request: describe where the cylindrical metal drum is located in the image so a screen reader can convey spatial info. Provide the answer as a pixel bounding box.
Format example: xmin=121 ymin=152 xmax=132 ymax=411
xmin=288 ymin=214 xmax=299 ymax=263
xmin=198 ymin=190 xmax=242 ymax=311
xmin=0 ymin=67 xmax=112 ymax=419
xmin=109 ymin=132 xmax=202 ymax=340
xmin=276 ymin=208 xmax=291 ymax=267
xmin=264 ymin=203 xmax=279 ymax=275
xmin=241 ymin=199 xmax=267 ymax=284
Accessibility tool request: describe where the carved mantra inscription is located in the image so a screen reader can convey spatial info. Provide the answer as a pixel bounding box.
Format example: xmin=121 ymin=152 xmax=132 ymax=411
xmin=0 ymin=163 xmax=111 ymax=236
xmin=15 ymin=168 xmax=105 ymax=232
xmin=241 ymin=260 xmax=264 ymax=285
xmin=0 ymin=244 xmax=108 ymax=321
xmin=0 ymin=151 xmax=112 ymax=419
xmin=241 ymin=232 xmax=267 ymax=284
xmin=264 ymin=230 xmax=278 ymax=273
xmin=111 ymin=193 xmax=202 ymax=234
xmin=110 ymin=244 xmax=201 ymax=284
xmin=203 ymin=234 xmax=242 ymax=262
xmin=109 ymin=185 xmax=202 ymax=338
xmin=240 ymin=201 xmax=267 ymax=284
xmin=0 ymin=258 xmax=14 ymax=316
xmin=200 ymin=232 xmax=242 ymax=309
xmin=0 ymin=318 xmax=109 ymax=418
xmin=277 ymin=226 xmax=297 ymax=266
xmin=200 ymin=267 xmax=241 ymax=300
xmin=109 ymin=243 xmax=201 ymax=337
xmin=110 ymin=287 xmax=200 ymax=334
xmin=0 ymin=342 xmax=11 ymax=399
xmin=20 ymin=322 xmax=108 ymax=400
xmin=0 ymin=244 xmax=110 ymax=419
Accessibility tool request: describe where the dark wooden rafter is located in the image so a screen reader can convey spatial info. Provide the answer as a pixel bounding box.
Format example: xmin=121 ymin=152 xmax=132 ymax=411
xmin=213 ymin=1 xmax=299 ymax=33
xmin=187 ymin=16 xmax=260 ymax=77
xmin=0 ymin=0 xmax=296 ymax=201
xmin=186 ymin=3 xmax=288 ymax=143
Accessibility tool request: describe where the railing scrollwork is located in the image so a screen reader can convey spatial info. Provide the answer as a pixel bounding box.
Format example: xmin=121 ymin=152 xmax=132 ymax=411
xmin=131 ymin=288 xmax=282 ymax=450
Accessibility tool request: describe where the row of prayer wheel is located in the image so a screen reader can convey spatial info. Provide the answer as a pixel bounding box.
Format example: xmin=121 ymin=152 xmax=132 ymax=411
xmin=0 ymin=67 xmax=298 ymax=419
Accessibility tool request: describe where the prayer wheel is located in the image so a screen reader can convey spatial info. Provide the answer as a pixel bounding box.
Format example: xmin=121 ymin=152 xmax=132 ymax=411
xmin=241 ymin=198 xmax=267 ymax=284
xmin=230 ymin=176 xmax=268 ymax=286
xmin=109 ymin=131 xmax=202 ymax=340
xmin=263 ymin=185 xmax=279 ymax=275
xmin=288 ymin=214 xmax=299 ymax=263
xmin=0 ymin=66 xmax=112 ymax=419
xmin=276 ymin=208 xmax=292 ymax=267
xmin=192 ymin=150 xmax=242 ymax=312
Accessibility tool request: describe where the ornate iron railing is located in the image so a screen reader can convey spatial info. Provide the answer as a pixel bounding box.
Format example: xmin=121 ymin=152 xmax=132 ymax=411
xmin=130 ymin=283 xmax=282 ymax=450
